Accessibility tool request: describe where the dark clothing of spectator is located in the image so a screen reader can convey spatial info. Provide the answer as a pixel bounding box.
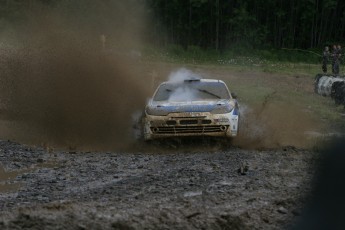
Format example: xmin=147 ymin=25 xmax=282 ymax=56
xmin=322 ymin=48 xmax=330 ymax=73
xmin=332 ymin=46 xmax=340 ymax=75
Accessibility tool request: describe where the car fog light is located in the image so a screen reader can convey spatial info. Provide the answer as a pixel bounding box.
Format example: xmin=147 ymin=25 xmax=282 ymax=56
xmin=220 ymin=126 xmax=227 ymax=131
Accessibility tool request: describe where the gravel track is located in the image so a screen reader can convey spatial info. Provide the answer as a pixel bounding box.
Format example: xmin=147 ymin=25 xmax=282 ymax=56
xmin=0 ymin=140 xmax=317 ymax=229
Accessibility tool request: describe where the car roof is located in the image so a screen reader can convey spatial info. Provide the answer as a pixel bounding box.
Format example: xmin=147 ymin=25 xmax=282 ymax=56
xmin=161 ymin=79 xmax=226 ymax=84
xmin=152 ymin=79 xmax=232 ymax=101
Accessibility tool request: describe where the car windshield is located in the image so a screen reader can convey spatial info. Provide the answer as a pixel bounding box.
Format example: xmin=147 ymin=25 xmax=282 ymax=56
xmin=153 ymin=81 xmax=231 ymax=102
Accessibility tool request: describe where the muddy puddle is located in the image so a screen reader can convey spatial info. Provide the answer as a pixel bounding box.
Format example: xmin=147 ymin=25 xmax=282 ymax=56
xmin=0 ymin=162 xmax=57 ymax=193
xmin=0 ymin=165 xmax=21 ymax=193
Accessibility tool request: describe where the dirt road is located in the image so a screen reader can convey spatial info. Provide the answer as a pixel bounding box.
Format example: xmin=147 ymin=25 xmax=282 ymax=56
xmin=0 ymin=139 xmax=317 ymax=229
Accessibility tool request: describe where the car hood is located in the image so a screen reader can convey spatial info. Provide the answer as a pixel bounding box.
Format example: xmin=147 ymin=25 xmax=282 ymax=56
xmin=146 ymin=99 xmax=233 ymax=116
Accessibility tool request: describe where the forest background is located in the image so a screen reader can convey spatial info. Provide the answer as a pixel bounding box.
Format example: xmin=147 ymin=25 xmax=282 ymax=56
xmin=1 ymin=0 xmax=344 ymax=64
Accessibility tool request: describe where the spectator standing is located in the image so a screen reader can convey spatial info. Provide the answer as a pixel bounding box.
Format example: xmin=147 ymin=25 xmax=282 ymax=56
xmin=337 ymin=45 xmax=342 ymax=72
xmin=322 ymin=46 xmax=330 ymax=73
xmin=331 ymin=45 xmax=339 ymax=74
xmin=332 ymin=45 xmax=342 ymax=75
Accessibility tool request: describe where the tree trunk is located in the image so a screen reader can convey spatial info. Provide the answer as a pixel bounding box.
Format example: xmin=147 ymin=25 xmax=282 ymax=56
xmin=215 ymin=0 xmax=219 ymax=51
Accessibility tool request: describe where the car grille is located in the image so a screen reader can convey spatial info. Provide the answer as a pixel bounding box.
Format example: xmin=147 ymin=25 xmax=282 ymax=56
xmin=151 ymin=125 xmax=228 ymax=134
xmin=180 ymin=120 xmax=198 ymax=125
xmin=166 ymin=120 xmax=177 ymax=126
xmin=201 ymin=119 xmax=212 ymax=124
xmin=166 ymin=119 xmax=212 ymax=125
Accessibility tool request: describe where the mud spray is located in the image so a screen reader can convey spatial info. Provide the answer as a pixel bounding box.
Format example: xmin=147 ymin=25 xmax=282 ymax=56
xmin=167 ymin=68 xmax=202 ymax=101
xmin=232 ymin=86 xmax=318 ymax=150
xmin=157 ymin=69 xmax=321 ymax=150
xmin=0 ymin=1 xmax=150 ymax=151
xmin=0 ymin=2 xmax=320 ymax=151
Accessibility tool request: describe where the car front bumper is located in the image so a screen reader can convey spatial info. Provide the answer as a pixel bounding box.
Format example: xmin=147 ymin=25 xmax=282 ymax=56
xmin=143 ymin=111 xmax=239 ymax=140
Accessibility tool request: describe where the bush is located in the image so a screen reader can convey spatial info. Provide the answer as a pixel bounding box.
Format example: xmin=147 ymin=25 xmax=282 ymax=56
xmin=166 ymin=44 xmax=185 ymax=57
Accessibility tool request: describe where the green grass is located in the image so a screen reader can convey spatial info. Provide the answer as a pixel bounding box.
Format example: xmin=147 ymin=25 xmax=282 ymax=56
xmin=141 ymin=45 xmax=342 ymax=76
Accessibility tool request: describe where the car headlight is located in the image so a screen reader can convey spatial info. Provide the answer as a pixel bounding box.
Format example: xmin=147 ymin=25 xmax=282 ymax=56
xmin=145 ymin=106 xmax=169 ymax=116
xmin=211 ymin=104 xmax=233 ymax=114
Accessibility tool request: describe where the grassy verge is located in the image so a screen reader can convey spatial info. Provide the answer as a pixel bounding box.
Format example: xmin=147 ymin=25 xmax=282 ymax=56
xmin=141 ymin=45 xmax=344 ymax=76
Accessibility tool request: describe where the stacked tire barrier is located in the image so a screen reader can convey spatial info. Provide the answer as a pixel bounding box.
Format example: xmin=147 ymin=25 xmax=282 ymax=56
xmin=315 ymin=74 xmax=345 ymax=107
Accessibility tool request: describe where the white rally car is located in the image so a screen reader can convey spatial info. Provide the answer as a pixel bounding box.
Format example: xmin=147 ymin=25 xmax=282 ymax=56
xmin=142 ymin=79 xmax=239 ymax=140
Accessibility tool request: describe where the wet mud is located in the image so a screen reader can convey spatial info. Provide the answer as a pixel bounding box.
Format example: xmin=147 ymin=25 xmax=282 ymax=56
xmin=0 ymin=140 xmax=317 ymax=229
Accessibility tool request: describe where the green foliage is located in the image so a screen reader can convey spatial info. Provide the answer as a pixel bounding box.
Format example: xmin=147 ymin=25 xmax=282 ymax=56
xmin=147 ymin=0 xmax=345 ymax=50
xmin=256 ymin=49 xmax=320 ymax=63
xmin=2 ymin=0 xmax=344 ymax=53
xmin=167 ymin=44 xmax=185 ymax=57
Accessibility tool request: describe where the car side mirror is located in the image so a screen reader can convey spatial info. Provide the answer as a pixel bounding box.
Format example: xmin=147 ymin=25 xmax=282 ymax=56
xmin=231 ymin=92 xmax=237 ymax=99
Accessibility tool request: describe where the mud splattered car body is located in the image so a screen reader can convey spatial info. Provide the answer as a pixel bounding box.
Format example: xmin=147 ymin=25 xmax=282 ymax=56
xmin=143 ymin=79 xmax=239 ymax=140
